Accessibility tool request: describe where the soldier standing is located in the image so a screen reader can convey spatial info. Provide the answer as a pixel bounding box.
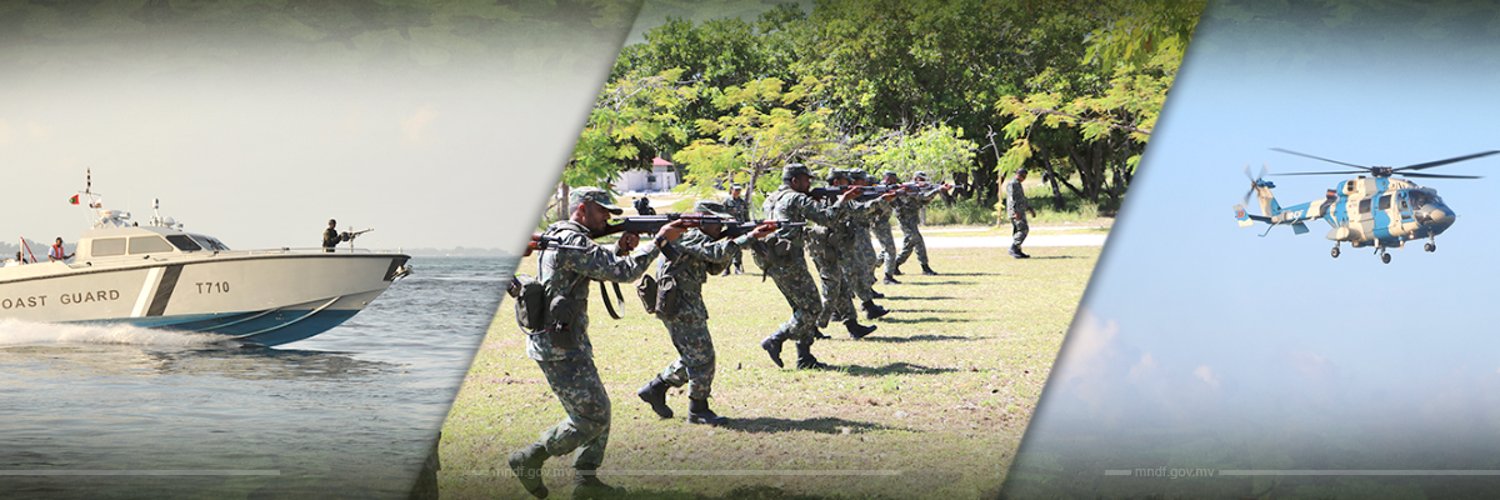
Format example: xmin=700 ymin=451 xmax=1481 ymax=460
xmin=322 ymin=219 xmax=340 ymax=253
xmin=889 ymin=171 xmax=952 ymax=279
xmin=721 ymin=184 xmax=751 ymax=275
xmin=844 ymin=169 xmax=892 ymax=318
xmin=754 ymin=164 xmax=861 ymax=369
xmin=508 ymin=187 xmax=690 ymax=499
xmin=874 ymin=172 xmax=902 ymax=284
xmin=809 ymin=169 xmax=881 ymax=339
xmin=637 ymin=201 xmax=777 ymax=425
xmin=1006 ymin=168 xmax=1037 ymax=258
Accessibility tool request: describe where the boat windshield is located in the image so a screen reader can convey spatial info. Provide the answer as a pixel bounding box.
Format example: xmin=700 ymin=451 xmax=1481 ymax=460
xmin=165 ymin=235 xmax=202 ymax=252
xmin=199 ymin=237 xmax=230 ymax=251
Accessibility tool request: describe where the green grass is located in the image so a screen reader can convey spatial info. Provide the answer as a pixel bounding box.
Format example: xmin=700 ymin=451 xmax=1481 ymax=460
xmin=438 ymin=245 xmax=1100 ymax=499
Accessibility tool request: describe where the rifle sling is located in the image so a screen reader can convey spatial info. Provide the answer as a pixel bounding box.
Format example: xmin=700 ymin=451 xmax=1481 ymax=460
xmin=599 ymin=280 xmax=623 ymax=320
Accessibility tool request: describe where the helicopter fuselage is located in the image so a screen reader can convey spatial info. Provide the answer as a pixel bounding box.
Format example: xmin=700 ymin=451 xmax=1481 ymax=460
xmin=1263 ymin=176 xmax=1455 ymax=248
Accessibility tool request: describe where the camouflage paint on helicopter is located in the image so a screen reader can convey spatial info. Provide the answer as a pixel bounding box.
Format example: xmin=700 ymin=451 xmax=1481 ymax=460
xmin=1233 ymin=149 xmax=1499 ymax=264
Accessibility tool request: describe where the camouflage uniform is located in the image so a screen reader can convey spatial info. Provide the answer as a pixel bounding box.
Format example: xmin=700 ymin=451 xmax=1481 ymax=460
xmin=722 ymin=190 xmax=750 ymax=273
xmin=1006 ymin=173 xmax=1031 ymax=256
xmin=522 ymin=214 xmax=659 ymax=475
xmin=871 ymin=194 xmax=898 ymax=273
xmin=844 ymin=197 xmax=887 ymax=304
xmin=652 ymin=228 xmax=752 ymax=399
xmin=891 ymin=185 xmax=941 ymax=273
xmin=756 ymin=168 xmax=850 ymax=367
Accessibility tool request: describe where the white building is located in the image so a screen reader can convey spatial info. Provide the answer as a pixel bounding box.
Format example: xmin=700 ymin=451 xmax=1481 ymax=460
xmin=613 ymin=157 xmax=679 ymax=193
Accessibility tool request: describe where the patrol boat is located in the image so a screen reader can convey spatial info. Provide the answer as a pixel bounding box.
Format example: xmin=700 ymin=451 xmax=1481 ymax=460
xmin=0 ymin=192 xmax=411 ymax=347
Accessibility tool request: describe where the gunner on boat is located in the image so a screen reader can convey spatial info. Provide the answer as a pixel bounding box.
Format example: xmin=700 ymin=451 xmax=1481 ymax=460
xmin=323 ymin=219 xmax=340 ymax=253
xmin=48 ymin=238 xmax=73 ymax=262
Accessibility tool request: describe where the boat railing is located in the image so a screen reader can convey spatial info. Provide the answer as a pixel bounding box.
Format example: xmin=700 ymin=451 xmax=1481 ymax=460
xmin=230 ymin=247 xmax=399 ymax=256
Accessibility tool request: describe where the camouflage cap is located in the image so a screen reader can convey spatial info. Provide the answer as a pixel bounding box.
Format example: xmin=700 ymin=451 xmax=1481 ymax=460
xmin=692 ymin=200 xmax=734 ymax=220
xmin=782 ymin=163 xmax=812 ymax=181
xmin=730 ymin=183 xmax=743 ymax=190
xmin=849 ymin=169 xmax=869 ymax=182
xmin=913 ymin=170 xmax=929 ymax=180
xmin=1015 ymin=167 xmax=1029 ymax=176
xmin=826 ymin=168 xmax=850 ymax=183
xmin=882 ymin=170 xmax=899 ymax=179
xmin=569 ymin=186 xmax=624 ymax=215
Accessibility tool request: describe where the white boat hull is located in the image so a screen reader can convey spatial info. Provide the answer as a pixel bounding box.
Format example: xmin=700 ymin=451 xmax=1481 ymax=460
xmin=0 ymin=253 xmax=409 ymax=346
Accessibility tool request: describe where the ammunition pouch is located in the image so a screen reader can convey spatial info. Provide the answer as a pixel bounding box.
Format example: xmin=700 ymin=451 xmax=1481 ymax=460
xmin=655 ymin=275 xmax=680 ymax=317
xmin=637 ymin=274 xmax=659 ymax=314
xmin=509 ymin=274 xmax=546 ymax=332
xmin=545 ymin=295 xmax=578 ymax=350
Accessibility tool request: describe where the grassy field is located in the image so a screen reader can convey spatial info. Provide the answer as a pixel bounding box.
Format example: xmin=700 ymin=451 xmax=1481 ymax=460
xmin=438 ymin=244 xmax=1100 ymax=499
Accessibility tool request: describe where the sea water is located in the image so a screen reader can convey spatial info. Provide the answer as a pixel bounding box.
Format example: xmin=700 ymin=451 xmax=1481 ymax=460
xmin=0 ymin=256 xmax=514 ymax=499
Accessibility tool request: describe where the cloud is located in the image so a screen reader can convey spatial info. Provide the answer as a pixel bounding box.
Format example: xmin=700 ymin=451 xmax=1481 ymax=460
xmin=400 ymin=105 xmax=438 ymax=145
xmin=1193 ymin=364 xmax=1220 ymax=389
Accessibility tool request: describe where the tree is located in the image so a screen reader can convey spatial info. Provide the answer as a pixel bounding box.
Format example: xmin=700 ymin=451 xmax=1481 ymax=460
xmin=673 ymin=76 xmax=836 ymax=216
xmin=561 ymin=68 xmax=699 ymax=218
xmin=864 ymin=124 xmax=977 ymax=182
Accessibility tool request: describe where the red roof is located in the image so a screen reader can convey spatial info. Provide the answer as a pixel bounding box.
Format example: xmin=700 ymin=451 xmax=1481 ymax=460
xmin=651 ymin=156 xmax=672 ymax=167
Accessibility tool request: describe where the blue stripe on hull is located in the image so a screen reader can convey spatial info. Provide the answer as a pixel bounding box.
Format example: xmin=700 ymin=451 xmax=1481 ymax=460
xmin=87 ymin=309 xmax=362 ymax=347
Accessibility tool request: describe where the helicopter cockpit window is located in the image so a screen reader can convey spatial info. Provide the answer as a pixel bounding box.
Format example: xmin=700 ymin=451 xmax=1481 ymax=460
xmin=1358 ymin=199 xmax=1372 ymax=214
xmin=1378 ymin=194 xmax=1392 ymax=210
xmin=1410 ymin=191 xmax=1430 ymax=206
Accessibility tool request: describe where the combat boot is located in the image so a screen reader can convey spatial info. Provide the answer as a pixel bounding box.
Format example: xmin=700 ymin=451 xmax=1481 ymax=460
xmin=871 ymin=289 xmax=886 ymax=299
xmin=760 ymin=336 xmax=785 ymax=368
xmin=883 ymin=273 xmax=901 ymax=285
xmin=687 ymin=397 xmax=728 ymax=425
xmin=921 ymin=264 xmax=938 ymax=275
xmin=862 ymin=300 xmax=889 ymax=320
xmin=636 ymin=377 xmax=673 ymax=419
xmin=507 ymin=443 xmax=550 ymax=499
xmin=844 ymin=319 xmax=877 ymax=340
xmin=572 ymin=468 xmax=621 ymax=499
xmin=1010 ymin=246 xmax=1030 ymax=259
xmin=795 ymin=340 xmax=831 ymax=370
xmin=892 ymin=267 xmax=904 ymax=276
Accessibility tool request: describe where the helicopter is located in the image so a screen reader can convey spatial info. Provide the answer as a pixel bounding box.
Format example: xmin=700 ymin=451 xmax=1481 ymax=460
xmin=1233 ymin=148 xmax=1499 ymax=264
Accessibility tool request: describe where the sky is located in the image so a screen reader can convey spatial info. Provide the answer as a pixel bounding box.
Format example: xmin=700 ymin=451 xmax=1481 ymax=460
xmin=0 ymin=2 xmax=640 ymax=252
xmin=1011 ymin=0 xmax=1500 ymax=483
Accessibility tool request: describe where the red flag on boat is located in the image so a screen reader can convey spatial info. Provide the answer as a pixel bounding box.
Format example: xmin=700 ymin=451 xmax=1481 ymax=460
xmin=68 ymin=194 xmax=79 ymax=205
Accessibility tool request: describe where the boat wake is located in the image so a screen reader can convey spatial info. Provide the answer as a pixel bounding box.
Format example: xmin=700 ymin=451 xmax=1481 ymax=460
xmin=0 ymin=319 xmax=225 ymax=347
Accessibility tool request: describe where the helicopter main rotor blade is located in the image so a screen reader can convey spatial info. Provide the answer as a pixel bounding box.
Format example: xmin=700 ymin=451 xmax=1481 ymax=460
xmin=1271 ymin=170 xmax=1369 ymax=176
xmin=1400 ymin=172 xmax=1484 ymax=179
xmin=1395 ymin=150 xmax=1500 ymax=171
xmin=1270 ymin=148 xmax=1370 ymax=170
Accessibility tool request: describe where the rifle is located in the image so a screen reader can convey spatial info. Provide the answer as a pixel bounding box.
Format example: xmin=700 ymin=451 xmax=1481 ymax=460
xmin=340 ymin=228 xmax=374 ymax=242
xmin=522 ymin=234 xmax=589 ymax=257
xmin=806 ymin=184 xmax=908 ymax=201
xmin=590 ymin=213 xmax=735 ymax=238
xmin=721 ymin=220 xmax=806 ymax=239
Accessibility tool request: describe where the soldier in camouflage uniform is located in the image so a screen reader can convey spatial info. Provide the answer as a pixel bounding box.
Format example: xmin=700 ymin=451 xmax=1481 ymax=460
xmin=1005 ymin=168 xmax=1036 ymax=259
xmin=809 ymin=169 xmax=881 ymax=339
xmin=874 ymin=171 xmax=902 ymax=284
xmin=889 ymin=171 xmax=952 ymax=278
xmin=845 ymin=169 xmax=891 ymax=318
xmin=754 ymin=164 xmax=861 ymax=369
xmin=720 ymin=184 xmax=751 ymax=275
xmin=637 ymin=201 xmax=777 ymax=425
xmin=508 ymin=187 xmax=690 ymax=499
